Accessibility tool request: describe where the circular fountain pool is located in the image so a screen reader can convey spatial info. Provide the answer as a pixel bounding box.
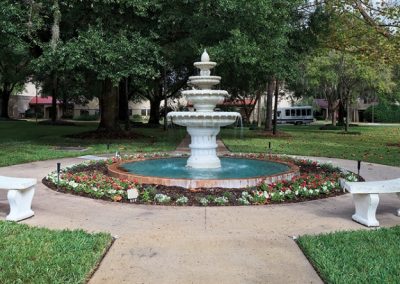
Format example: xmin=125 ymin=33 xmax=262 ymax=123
xmin=108 ymin=157 xmax=299 ymax=189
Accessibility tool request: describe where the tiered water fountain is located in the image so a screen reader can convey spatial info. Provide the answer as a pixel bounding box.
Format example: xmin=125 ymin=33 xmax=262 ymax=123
xmin=167 ymin=50 xmax=241 ymax=168
xmin=109 ymin=51 xmax=299 ymax=189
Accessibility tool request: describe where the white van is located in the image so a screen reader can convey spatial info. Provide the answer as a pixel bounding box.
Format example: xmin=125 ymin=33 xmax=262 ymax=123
xmin=276 ymin=106 xmax=314 ymax=125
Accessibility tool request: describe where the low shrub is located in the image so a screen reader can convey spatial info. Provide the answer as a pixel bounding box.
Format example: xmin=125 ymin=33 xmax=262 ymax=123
xmin=73 ymin=114 xmax=99 ymax=121
xmin=364 ymin=103 xmax=400 ymax=123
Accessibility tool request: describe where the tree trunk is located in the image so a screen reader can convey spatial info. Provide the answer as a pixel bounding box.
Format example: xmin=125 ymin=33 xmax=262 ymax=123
xmin=256 ymin=91 xmax=262 ymax=127
xmin=331 ymin=109 xmax=336 ymax=126
xmin=264 ymin=78 xmax=275 ymax=131
xmin=328 ymin=99 xmax=336 ymax=126
xmin=51 ymin=74 xmax=58 ymax=122
xmin=272 ymin=80 xmax=280 ymax=135
xmin=345 ymin=96 xmax=350 ymax=132
xmin=338 ymin=100 xmax=345 ymax=125
xmin=98 ymin=79 xmax=121 ymax=132
xmin=119 ymin=79 xmax=130 ymax=131
xmin=0 ymin=84 xmax=11 ymax=119
xmin=148 ymin=98 xmax=161 ymax=125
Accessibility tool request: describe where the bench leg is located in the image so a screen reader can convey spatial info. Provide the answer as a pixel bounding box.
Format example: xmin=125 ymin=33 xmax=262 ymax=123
xmin=6 ymin=186 xmax=35 ymax=222
xmin=396 ymin=193 xmax=400 ymax=217
xmin=352 ymin=193 xmax=379 ymax=227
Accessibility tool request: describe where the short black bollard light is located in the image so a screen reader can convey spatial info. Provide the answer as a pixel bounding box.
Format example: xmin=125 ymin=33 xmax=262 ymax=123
xmin=57 ymin=162 xmax=61 ymax=189
xmin=357 ymin=160 xmax=361 ymax=176
xmin=269 ymin=141 xmax=272 ymax=150
xmin=107 ymin=143 xmax=110 ymax=150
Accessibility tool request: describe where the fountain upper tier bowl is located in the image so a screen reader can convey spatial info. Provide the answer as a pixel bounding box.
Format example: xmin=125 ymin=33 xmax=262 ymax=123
xmin=188 ymin=75 xmax=221 ymax=89
xmin=168 ymin=112 xmax=241 ymax=127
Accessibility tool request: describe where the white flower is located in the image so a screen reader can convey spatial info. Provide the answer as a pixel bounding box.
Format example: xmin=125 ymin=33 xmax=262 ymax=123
xmin=176 ymin=196 xmax=188 ymax=205
xmin=154 ymin=194 xmax=171 ymax=203
xmin=68 ymin=181 xmax=78 ymax=188
xmin=237 ymin=197 xmax=250 ymax=205
xmin=199 ymin=198 xmax=209 ymax=206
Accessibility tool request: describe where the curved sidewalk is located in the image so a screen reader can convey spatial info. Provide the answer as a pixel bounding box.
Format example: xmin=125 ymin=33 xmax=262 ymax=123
xmin=0 ymin=156 xmax=399 ymax=284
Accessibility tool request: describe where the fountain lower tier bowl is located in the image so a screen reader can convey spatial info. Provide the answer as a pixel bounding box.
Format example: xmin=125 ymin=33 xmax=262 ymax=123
xmin=167 ymin=112 xmax=241 ymax=127
xmin=108 ymin=157 xmax=300 ymax=189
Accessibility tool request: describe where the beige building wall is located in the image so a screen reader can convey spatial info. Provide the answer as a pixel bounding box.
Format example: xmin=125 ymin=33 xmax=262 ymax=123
xmin=73 ymin=98 xmax=152 ymax=119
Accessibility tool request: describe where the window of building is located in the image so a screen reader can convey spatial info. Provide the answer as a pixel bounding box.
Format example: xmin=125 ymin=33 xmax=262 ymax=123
xmin=302 ymin=109 xmax=306 ymax=116
xmin=291 ymin=109 xmax=295 ymax=116
xmin=285 ymin=109 xmax=290 ymax=116
xmin=296 ymin=109 xmax=301 ymax=116
xmin=277 ymin=111 xmax=281 ymax=117
xmin=80 ymin=110 xmax=89 ymax=116
xmin=307 ymin=109 xmax=311 ymax=116
xmin=141 ymin=109 xmax=150 ymax=116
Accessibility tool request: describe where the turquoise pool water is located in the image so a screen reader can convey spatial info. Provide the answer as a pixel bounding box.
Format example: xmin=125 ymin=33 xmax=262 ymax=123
xmin=121 ymin=157 xmax=289 ymax=179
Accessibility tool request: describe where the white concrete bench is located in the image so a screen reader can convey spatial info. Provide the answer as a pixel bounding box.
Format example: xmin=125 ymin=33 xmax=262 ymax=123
xmin=0 ymin=176 xmax=36 ymax=221
xmin=340 ymin=178 xmax=400 ymax=227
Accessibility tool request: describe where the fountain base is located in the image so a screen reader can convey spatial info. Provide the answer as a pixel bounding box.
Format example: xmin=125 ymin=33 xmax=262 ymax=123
xmin=108 ymin=157 xmax=300 ymax=189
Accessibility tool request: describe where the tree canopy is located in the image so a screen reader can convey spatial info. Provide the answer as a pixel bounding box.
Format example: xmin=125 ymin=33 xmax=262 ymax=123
xmin=0 ymin=0 xmax=398 ymax=129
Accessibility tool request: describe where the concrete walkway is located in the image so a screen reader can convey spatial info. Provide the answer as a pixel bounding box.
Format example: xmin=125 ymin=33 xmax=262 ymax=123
xmin=0 ymin=156 xmax=399 ymax=284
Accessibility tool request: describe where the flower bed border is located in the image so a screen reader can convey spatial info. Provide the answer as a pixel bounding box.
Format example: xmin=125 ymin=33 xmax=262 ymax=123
xmin=43 ymin=153 xmax=362 ymax=206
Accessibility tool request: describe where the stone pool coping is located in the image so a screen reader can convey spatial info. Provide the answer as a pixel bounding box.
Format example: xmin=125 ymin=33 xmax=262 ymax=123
xmin=107 ymin=157 xmax=300 ymax=189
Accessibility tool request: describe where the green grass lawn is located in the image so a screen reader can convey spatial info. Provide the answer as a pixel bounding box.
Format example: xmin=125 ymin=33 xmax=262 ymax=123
xmin=0 ymin=120 xmax=399 ymax=167
xmin=297 ymin=226 xmax=400 ymax=283
xmin=221 ymin=124 xmax=400 ymax=167
xmin=0 ymin=221 xmax=112 ymax=283
xmin=0 ymin=120 xmax=186 ymax=167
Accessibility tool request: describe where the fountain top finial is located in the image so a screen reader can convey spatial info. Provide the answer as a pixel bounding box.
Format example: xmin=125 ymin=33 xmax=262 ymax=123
xmin=201 ymin=49 xmax=210 ymax=62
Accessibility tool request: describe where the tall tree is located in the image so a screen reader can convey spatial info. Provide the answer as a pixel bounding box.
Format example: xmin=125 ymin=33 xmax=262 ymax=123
xmin=0 ymin=1 xmax=36 ymax=118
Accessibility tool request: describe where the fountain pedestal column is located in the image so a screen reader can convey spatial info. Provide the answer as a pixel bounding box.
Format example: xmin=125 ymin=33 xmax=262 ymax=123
xmin=186 ymin=127 xmax=221 ymax=168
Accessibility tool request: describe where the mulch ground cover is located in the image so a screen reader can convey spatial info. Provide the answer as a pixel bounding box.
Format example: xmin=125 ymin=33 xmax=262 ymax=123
xmin=43 ymin=156 xmax=363 ymax=206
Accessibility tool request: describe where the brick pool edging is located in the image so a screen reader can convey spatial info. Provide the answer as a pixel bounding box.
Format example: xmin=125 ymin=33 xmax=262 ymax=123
xmin=107 ymin=157 xmax=300 ymax=189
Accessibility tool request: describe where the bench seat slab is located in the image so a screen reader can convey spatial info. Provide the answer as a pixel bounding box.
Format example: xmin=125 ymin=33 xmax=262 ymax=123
xmin=6 ymin=186 xmax=35 ymax=221
xmin=352 ymin=193 xmax=379 ymax=227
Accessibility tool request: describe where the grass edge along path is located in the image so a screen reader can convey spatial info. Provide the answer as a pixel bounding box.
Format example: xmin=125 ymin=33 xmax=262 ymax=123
xmin=0 ymin=221 xmax=113 ymax=284
xmin=297 ymin=226 xmax=400 ymax=283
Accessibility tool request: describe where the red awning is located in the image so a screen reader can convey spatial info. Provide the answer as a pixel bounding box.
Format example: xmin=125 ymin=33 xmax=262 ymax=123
xmin=29 ymin=96 xmax=61 ymax=105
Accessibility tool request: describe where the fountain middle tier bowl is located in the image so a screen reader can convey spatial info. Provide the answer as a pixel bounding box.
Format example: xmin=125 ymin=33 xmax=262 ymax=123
xmin=168 ymin=111 xmax=241 ymax=127
xmin=188 ymin=75 xmax=221 ymax=89
xmin=182 ymin=90 xmax=228 ymax=112
xmin=108 ymin=157 xmax=300 ymax=189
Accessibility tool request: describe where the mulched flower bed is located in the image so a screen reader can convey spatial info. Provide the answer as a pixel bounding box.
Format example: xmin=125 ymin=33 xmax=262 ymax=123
xmin=43 ymin=154 xmax=362 ymax=206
